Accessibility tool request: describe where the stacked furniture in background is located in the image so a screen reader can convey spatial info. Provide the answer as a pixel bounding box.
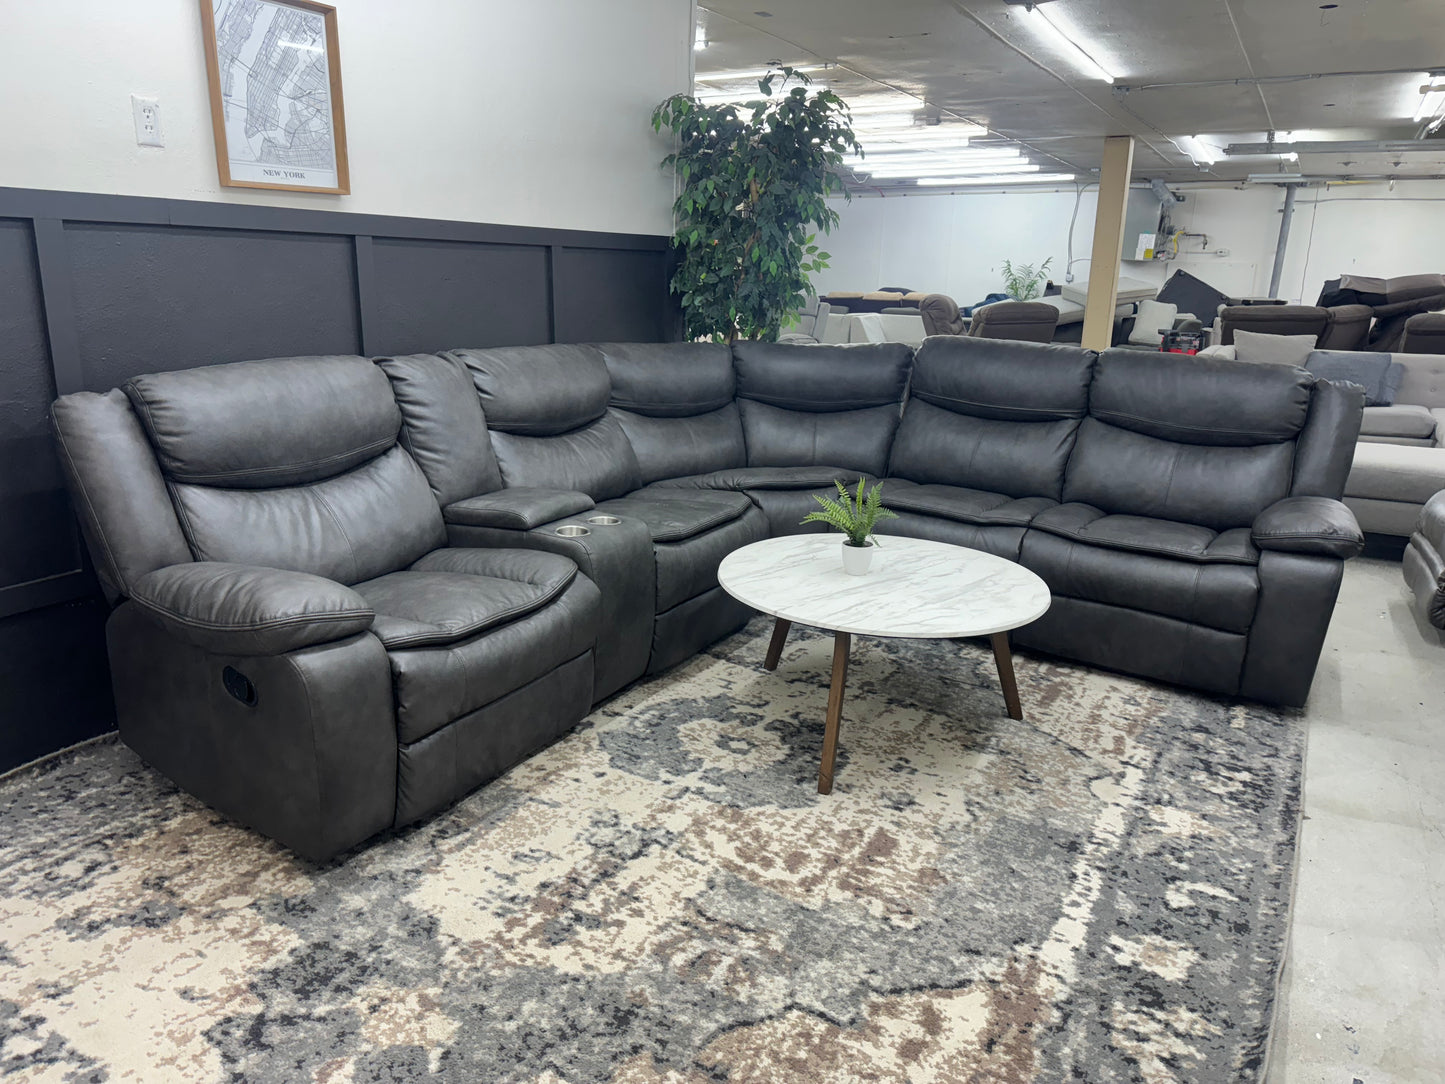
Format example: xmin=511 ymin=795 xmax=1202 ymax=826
xmin=966 ymin=301 xmax=1059 ymax=342
xmin=1318 ymin=273 xmax=1445 ymax=351
xmin=52 ymin=339 xmax=1366 ymax=859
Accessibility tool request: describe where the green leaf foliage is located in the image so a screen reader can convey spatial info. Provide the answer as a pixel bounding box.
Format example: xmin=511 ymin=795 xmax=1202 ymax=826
xmin=800 ymin=479 xmax=898 ymax=546
xmin=999 ymin=257 xmax=1054 ymax=301
xmin=651 ymin=67 xmax=862 ymax=343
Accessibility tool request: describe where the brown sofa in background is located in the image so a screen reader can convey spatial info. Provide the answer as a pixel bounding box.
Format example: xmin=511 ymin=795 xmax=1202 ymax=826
xmin=1219 ymin=305 xmax=1330 ymax=346
xmin=1403 ymin=313 xmax=1445 ymax=355
xmin=968 ymin=301 xmax=1059 ymax=343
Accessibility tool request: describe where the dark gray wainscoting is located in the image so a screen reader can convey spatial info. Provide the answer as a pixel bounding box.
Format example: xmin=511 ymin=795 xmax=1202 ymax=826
xmin=0 ymin=186 xmax=677 ymax=772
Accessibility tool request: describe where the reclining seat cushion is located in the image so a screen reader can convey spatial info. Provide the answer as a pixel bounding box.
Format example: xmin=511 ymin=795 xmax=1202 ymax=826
xmin=593 ymin=490 xmax=753 ymax=544
xmin=125 ymin=355 xmax=446 ymax=584
xmin=448 ymin=345 xmax=642 ymax=501
xmin=353 ymin=549 xmax=578 ymax=649
xmin=1028 ymin=504 xmax=1259 ymax=564
xmin=881 ymin=479 xmax=1056 ymax=528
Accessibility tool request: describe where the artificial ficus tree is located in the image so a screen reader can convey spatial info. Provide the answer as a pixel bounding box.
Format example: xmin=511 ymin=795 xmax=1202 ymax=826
xmin=652 ymin=68 xmax=861 ymax=342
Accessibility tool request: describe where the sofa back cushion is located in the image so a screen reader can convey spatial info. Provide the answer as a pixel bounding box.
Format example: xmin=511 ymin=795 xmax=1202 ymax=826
xmin=889 ymin=337 xmax=1095 ymax=500
xmin=125 ymin=355 xmax=444 ymax=582
xmin=1063 ymin=350 xmax=1312 ymax=529
xmin=377 ymin=353 xmax=504 ymax=504
xmin=1393 ymin=351 xmax=1445 ymax=409
xmin=731 ymin=342 xmax=912 ymax=475
xmin=599 ymin=342 xmax=746 ymax=484
xmin=449 ymin=345 xmax=641 ymax=499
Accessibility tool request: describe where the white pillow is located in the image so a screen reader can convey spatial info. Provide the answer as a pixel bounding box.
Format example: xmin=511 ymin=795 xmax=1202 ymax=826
xmin=1232 ymin=329 xmax=1317 ymax=366
xmin=1128 ymin=300 xmax=1178 ymax=345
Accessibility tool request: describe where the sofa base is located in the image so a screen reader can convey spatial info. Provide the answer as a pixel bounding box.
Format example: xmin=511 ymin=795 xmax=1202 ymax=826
xmin=108 ymin=603 xmax=398 ymax=862
xmin=1013 ymin=595 xmax=1247 ymax=699
xmin=647 ymin=585 xmax=754 ymax=676
xmin=396 ymin=651 xmax=594 ymax=824
xmin=1345 ymin=495 xmax=1431 ymax=537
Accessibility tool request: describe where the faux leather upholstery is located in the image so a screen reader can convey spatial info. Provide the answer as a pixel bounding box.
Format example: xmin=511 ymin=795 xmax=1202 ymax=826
xmin=445 ymin=488 xmax=595 ymax=529
xmin=452 ymin=345 xmax=643 ymax=499
xmin=732 ymin=342 xmax=911 ymax=476
xmin=1029 ymin=505 xmax=1259 ymax=564
xmin=1291 ymin=380 xmax=1366 ymax=500
xmin=881 ymin=480 xmax=1056 ymax=528
xmin=1252 ymin=496 xmax=1364 ymax=559
xmin=599 ymin=342 xmax=736 ymax=416
xmin=651 ymin=465 xmax=868 ymax=491
xmin=51 ymin=389 xmax=192 ymax=602
xmin=355 ymin=549 xmax=578 ymax=649
xmin=170 ymin=447 xmax=447 ymax=584
xmin=918 ymin=294 xmax=966 ymax=337
xmin=611 ymin=407 xmax=746 ymax=486
xmin=126 ymin=356 xmax=401 ymax=488
xmin=377 ymin=353 xmax=503 ymax=504
xmin=594 ymin=490 xmax=754 ymax=544
xmin=1402 ymin=313 xmax=1445 ymax=355
xmin=1404 ymin=491 xmax=1445 ymax=629
xmin=891 ymin=337 xmax=1093 ymax=501
xmin=1319 ymin=304 xmax=1373 ymax=351
xmin=130 ymin=563 xmax=374 ymax=655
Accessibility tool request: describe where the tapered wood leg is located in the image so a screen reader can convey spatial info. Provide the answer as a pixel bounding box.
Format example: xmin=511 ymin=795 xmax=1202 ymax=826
xmin=990 ymin=631 xmax=1023 ymax=720
xmin=763 ymin=617 xmax=792 ymax=671
xmin=818 ymin=631 xmax=851 ymax=794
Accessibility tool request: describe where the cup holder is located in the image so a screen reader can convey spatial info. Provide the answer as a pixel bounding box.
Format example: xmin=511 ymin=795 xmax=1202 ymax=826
xmin=555 ymin=524 xmax=591 ymax=537
xmin=586 ymin=515 xmax=621 ymax=526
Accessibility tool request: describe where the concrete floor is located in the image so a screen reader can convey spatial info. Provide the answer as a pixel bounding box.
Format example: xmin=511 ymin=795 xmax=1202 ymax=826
xmin=1266 ymin=556 xmax=1445 ymax=1083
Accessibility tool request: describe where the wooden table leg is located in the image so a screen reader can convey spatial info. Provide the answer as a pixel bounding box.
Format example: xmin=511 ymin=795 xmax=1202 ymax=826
xmin=763 ymin=617 xmax=792 ymax=671
xmin=818 ymin=631 xmax=850 ymax=794
xmin=990 ymin=631 xmax=1023 ymax=721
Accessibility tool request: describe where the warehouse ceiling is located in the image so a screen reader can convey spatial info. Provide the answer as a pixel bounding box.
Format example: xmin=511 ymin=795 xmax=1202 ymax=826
xmin=692 ymin=0 xmax=1445 ymax=189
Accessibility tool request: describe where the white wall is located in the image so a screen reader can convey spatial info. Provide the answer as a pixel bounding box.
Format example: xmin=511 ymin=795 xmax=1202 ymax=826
xmin=0 ymin=0 xmax=689 ymax=235
xmin=816 ymin=179 xmax=1445 ymax=309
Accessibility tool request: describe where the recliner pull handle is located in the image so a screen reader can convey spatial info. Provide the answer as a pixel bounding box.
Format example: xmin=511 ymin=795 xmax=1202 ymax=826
xmin=222 ymin=666 xmax=258 ymax=707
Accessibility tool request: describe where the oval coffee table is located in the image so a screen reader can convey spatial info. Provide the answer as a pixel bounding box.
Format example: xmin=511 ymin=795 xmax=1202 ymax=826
xmin=717 ymin=534 xmax=1052 ymax=794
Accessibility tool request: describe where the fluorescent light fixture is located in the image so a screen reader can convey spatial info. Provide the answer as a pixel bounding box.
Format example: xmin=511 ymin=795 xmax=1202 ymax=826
xmin=1414 ymin=86 xmax=1445 ymax=122
xmin=855 ymin=156 xmax=1029 ymax=174
xmin=914 ymin=173 xmax=1077 ymax=186
xmin=1246 ymin=173 xmax=1306 ymax=184
xmin=695 ymin=65 xmax=822 ymax=83
xmin=1178 ymin=135 xmax=1219 ymax=166
xmin=863 ymin=162 xmax=1043 ymax=179
xmin=1024 ymin=5 xmax=1115 ymax=83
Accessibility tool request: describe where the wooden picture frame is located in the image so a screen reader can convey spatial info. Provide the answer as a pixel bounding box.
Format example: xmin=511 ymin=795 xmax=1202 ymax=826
xmin=199 ymin=0 xmax=350 ymax=194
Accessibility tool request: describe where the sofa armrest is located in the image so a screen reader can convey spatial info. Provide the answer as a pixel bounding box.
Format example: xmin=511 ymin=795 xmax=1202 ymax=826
xmin=1252 ymin=496 xmax=1364 ymax=559
xmin=1432 ymin=408 xmax=1445 ymax=448
xmin=444 ymin=487 xmax=595 ymax=529
xmin=131 ymin=563 xmax=374 ymax=655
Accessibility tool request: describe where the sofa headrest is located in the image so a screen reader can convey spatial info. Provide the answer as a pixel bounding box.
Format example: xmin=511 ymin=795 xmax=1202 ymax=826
xmin=732 ymin=341 xmax=912 ymax=412
xmin=911 ymin=337 xmax=1095 ymax=421
xmin=1091 ymin=349 xmax=1312 ymax=445
xmin=448 ymin=345 xmax=610 ymax=436
xmin=124 ymin=355 xmax=400 ymax=488
xmin=598 ymin=342 xmax=735 ymax=417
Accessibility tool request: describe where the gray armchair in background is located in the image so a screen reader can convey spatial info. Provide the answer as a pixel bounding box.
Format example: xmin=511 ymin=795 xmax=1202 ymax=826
xmin=919 ymin=293 xmax=966 ymax=336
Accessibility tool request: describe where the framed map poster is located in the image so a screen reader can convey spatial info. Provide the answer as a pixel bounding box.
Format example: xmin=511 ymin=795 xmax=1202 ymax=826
xmin=199 ymin=0 xmax=350 ymax=193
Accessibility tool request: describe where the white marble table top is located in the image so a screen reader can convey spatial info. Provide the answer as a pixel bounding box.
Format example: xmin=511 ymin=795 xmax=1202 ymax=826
xmin=717 ymin=534 xmax=1051 ymax=639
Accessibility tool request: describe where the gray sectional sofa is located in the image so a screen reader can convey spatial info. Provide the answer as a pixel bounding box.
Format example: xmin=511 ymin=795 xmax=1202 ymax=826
xmin=51 ymin=338 xmax=1366 ymax=859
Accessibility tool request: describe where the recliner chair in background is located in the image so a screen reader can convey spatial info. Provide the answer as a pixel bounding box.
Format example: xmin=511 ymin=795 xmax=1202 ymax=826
xmin=919 ymin=293 xmax=966 ymax=336
xmin=1218 ymin=304 xmax=1329 ymax=346
xmin=1402 ymin=312 xmax=1445 ymax=354
xmin=968 ymin=301 xmax=1059 ymax=343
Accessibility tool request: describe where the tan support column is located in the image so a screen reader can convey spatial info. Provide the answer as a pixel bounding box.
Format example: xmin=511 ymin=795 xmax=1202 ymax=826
xmin=1080 ymin=135 xmax=1136 ymax=351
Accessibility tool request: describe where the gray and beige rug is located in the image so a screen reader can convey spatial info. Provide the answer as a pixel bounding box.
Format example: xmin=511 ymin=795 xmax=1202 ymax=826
xmin=0 ymin=618 xmax=1302 ymax=1083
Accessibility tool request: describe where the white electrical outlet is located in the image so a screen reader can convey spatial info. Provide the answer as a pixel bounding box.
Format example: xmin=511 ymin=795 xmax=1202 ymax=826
xmin=131 ymin=95 xmax=163 ymax=147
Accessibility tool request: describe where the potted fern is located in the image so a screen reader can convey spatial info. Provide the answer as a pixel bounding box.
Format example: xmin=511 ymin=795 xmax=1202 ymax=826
xmin=1000 ymin=257 xmax=1053 ymax=301
xmin=802 ymin=480 xmax=898 ymax=575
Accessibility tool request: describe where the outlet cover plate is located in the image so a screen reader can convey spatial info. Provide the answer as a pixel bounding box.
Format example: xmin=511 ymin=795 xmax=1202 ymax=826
xmin=131 ymin=95 xmax=163 ymax=147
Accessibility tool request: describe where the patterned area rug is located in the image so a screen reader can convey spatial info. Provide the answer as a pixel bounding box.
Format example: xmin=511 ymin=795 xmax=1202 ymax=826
xmin=0 ymin=618 xmax=1303 ymax=1083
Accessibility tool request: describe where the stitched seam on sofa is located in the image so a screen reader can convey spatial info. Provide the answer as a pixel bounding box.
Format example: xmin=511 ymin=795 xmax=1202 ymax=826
xmin=131 ymin=594 xmax=373 ymax=635
xmin=147 ymin=434 xmax=398 ymax=485
xmin=166 ymin=480 xmax=205 ymax=562
xmin=611 ymin=397 xmax=733 ymax=414
xmin=52 ymin=428 xmax=125 ymax=593
xmin=887 ymin=497 xmax=1032 ymax=527
xmin=741 ymin=393 xmax=896 ymax=411
xmin=1161 ymin=445 xmax=1183 ymax=523
xmin=311 ymin=488 xmax=359 ymax=585
xmin=1092 ymin=407 xmax=1294 ymax=442
xmin=912 ymin=389 xmax=1081 ymax=421
xmin=1256 ymin=530 xmax=1350 ymax=542
xmin=374 ymin=569 xmax=577 ymax=649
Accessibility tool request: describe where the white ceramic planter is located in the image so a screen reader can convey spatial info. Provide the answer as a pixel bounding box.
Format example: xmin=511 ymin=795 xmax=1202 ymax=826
xmin=841 ymin=540 xmax=875 ymax=575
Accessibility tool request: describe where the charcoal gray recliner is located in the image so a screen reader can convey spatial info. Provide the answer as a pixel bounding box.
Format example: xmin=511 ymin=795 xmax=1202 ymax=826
xmin=51 ymin=356 xmax=601 ymax=860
